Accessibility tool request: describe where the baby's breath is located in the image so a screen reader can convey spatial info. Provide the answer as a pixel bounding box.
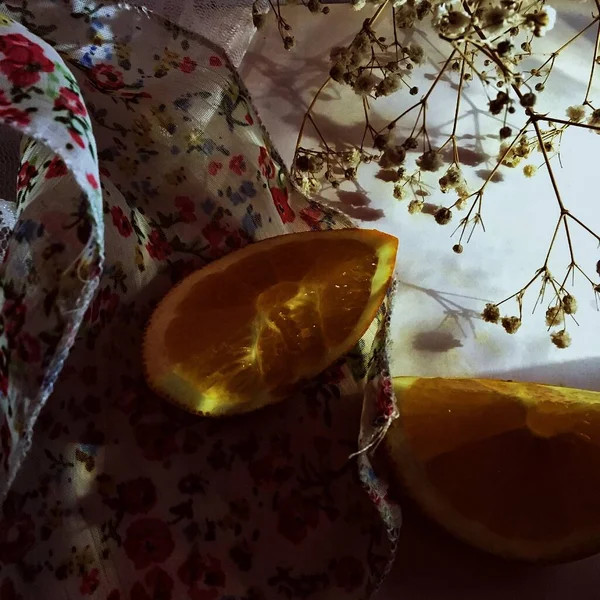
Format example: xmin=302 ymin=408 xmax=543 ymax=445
xmin=280 ymin=0 xmax=600 ymax=348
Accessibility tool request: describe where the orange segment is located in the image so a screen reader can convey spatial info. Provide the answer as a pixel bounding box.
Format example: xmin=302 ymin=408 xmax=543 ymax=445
xmin=383 ymin=377 xmax=600 ymax=562
xmin=143 ymin=229 xmax=397 ymax=416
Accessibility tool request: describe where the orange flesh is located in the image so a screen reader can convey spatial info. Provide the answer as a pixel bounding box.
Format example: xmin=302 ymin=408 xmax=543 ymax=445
xmin=393 ymin=378 xmax=600 ymax=552
xmin=144 ymin=230 xmax=397 ymax=415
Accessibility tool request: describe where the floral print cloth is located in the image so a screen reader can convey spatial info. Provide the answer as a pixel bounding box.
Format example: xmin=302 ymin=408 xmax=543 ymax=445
xmin=0 ymin=2 xmax=401 ymax=599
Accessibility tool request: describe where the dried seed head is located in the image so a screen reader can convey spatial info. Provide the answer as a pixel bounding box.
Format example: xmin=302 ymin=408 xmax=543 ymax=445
xmin=501 ymin=316 xmax=521 ymax=334
xmin=550 ymin=329 xmax=571 ymax=349
xmin=283 ymin=36 xmax=295 ymax=50
xmin=523 ymin=164 xmax=537 ymax=178
xmin=434 ymin=207 xmax=452 ymax=225
xmin=329 ymin=62 xmax=345 ymax=83
xmin=417 ymin=151 xmax=444 ymax=172
xmin=408 ymin=199 xmax=424 ymax=214
xmin=482 ymin=303 xmax=500 ymax=324
xmin=561 ymin=294 xmax=577 ymax=315
xmin=393 ymin=183 xmax=405 ymax=200
xmin=499 ymin=126 xmax=512 ymax=139
xmin=545 ymin=305 xmax=562 ymax=327
xmin=379 ymin=145 xmax=407 ymax=168
xmin=374 ymin=134 xmax=389 ymax=151
xmin=354 ymin=71 xmax=377 ymax=96
xmin=453 ymin=244 xmax=463 ymax=254
xmin=566 ymin=105 xmax=586 ymax=123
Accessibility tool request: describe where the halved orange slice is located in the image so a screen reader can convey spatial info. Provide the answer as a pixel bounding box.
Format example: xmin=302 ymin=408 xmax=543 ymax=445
xmin=383 ymin=377 xmax=600 ymax=562
xmin=143 ymin=229 xmax=397 ymax=416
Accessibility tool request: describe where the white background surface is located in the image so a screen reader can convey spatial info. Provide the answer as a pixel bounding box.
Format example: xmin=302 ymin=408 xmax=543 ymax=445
xmin=240 ymin=3 xmax=600 ymax=598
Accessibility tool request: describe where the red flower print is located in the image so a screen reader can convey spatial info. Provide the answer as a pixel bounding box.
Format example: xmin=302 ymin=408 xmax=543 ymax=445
xmin=299 ymin=205 xmax=322 ymax=230
xmin=376 ymin=376 xmax=395 ymax=418
xmin=0 ymin=419 xmax=10 ymax=471
xmin=0 ymin=578 xmax=22 ymax=600
xmin=69 ymin=129 xmax=85 ymax=149
xmin=178 ymin=548 xmax=225 ymax=589
xmin=209 ymin=56 xmax=222 ymax=67
xmin=123 ymin=519 xmax=174 ymax=570
xmin=45 ymin=156 xmax=67 ymax=179
xmin=85 ymin=286 xmax=120 ymax=325
xmin=276 ymin=492 xmax=319 ymax=544
xmin=270 ymin=187 xmax=295 ymax=223
xmin=88 ymin=63 xmax=125 ymax=91
xmin=116 ymin=477 xmax=157 ymax=515
xmin=131 ymin=567 xmax=174 ymax=600
xmin=208 ymin=161 xmax=222 ymax=176
xmin=180 ymin=56 xmax=197 ymax=73
xmin=54 ymin=86 xmax=87 ymax=116
xmin=15 ymin=332 xmax=41 ymax=363
xmin=0 ymin=514 xmax=35 ymax=564
xmin=110 ymin=206 xmax=133 ymax=238
xmin=228 ymin=154 xmax=246 ymax=176
xmin=0 ymin=107 xmax=30 ymax=126
xmin=332 ymin=556 xmax=365 ymax=592
xmin=80 ymin=569 xmax=100 ymax=596
xmin=258 ymin=147 xmax=275 ymax=179
xmin=86 ymin=173 xmax=99 ymax=189
xmin=0 ymin=33 xmax=54 ymax=87
xmin=245 ymin=113 xmax=254 ymax=125
xmin=175 ymin=195 xmax=196 ymax=223
xmin=134 ymin=422 xmax=178 ymax=461
xmin=16 ymin=162 xmax=36 ymax=191
xmin=146 ymin=229 xmax=172 ymax=261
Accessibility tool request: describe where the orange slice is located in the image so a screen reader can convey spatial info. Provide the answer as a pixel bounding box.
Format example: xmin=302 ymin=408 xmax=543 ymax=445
xmin=143 ymin=229 xmax=397 ymax=416
xmin=383 ymin=377 xmax=600 ymax=562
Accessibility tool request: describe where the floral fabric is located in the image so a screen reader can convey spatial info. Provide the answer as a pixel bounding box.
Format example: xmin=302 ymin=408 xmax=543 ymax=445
xmin=0 ymin=2 xmax=401 ymax=599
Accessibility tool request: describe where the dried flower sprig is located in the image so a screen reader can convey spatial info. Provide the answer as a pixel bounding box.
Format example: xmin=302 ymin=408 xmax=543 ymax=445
xmin=258 ymin=0 xmax=600 ymax=348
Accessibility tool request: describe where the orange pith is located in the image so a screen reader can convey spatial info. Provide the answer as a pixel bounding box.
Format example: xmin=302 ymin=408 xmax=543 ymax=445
xmin=384 ymin=377 xmax=600 ymax=562
xmin=143 ymin=229 xmax=397 ymax=416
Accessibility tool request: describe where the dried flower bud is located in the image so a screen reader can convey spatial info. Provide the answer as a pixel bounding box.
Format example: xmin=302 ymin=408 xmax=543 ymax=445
xmin=393 ymin=183 xmax=405 ymax=200
xmin=408 ymin=199 xmax=424 ymax=214
xmin=396 ymin=3 xmax=417 ymax=28
xmin=489 ymin=91 xmax=510 ymax=115
xmin=283 ymin=36 xmax=295 ymax=50
xmin=550 ymin=329 xmax=571 ymax=349
xmin=376 ymin=74 xmax=402 ymax=97
xmin=453 ymin=244 xmax=463 ymax=254
xmin=344 ymin=167 xmax=357 ymax=180
xmin=520 ymin=92 xmax=536 ymax=107
xmin=379 ymin=145 xmax=406 ymax=168
xmin=482 ymin=303 xmax=500 ymax=323
xmin=330 ymin=62 xmax=346 ymax=83
xmin=566 ymin=105 xmax=586 ymax=123
xmin=588 ymin=108 xmax=600 ymax=129
xmin=322 ymin=6 xmax=330 ymax=14
xmin=523 ymin=164 xmax=536 ymax=178
xmin=354 ymin=71 xmax=377 ymax=96
xmin=409 ymin=86 xmax=419 ymax=95
xmin=499 ymin=126 xmax=512 ymax=139
xmin=545 ymin=305 xmax=562 ymax=327
xmin=403 ymin=137 xmax=419 ymax=150
xmin=501 ymin=316 xmax=521 ymax=334
xmin=417 ymin=150 xmax=444 ymax=172
xmin=374 ymin=134 xmax=389 ymax=151
xmin=417 ymin=0 xmax=432 ymax=20
xmin=407 ymin=43 xmax=425 ymax=65
xmin=307 ymin=0 xmax=320 ymax=13
xmin=434 ymin=207 xmax=452 ymax=225
xmin=562 ymin=294 xmax=577 ymax=315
